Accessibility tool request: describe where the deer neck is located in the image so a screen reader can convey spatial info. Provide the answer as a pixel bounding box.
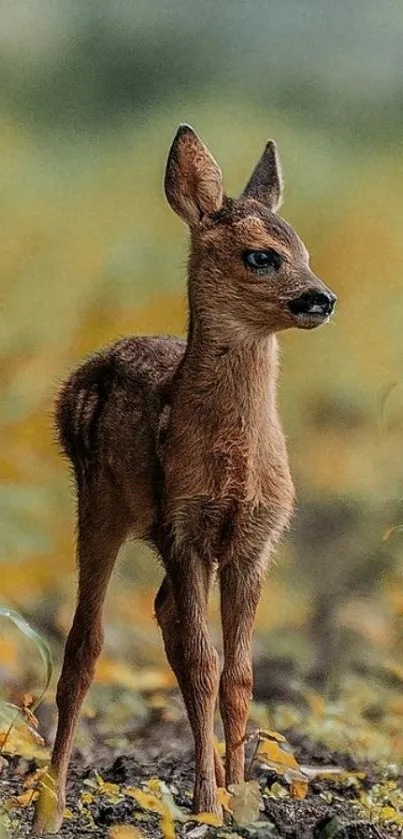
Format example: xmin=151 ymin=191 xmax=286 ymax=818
xmin=174 ymin=314 xmax=280 ymax=440
xmin=167 ymin=319 xmax=285 ymax=505
xmin=160 ymin=276 xmax=293 ymax=508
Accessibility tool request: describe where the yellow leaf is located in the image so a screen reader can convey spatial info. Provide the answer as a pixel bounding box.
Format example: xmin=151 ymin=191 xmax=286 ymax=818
xmin=213 ymin=735 xmax=226 ymax=755
xmin=217 ymin=786 xmax=232 ymax=811
xmin=81 ymin=792 xmax=94 ymax=805
xmin=5 ymin=789 xmax=38 ymax=810
xmin=290 ymin=779 xmax=308 ymax=800
xmin=105 ymin=782 xmax=120 ymax=795
xmin=193 ymin=812 xmax=223 ymax=826
xmin=258 ymin=739 xmax=299 ymax=771
xmin=0 ymin=703 xmax=48 ymax=760
xmin=258 ymin=729 xmax=286 ymax=744
xmin=90 ymin=771 xmax=121 ymax=802
xmin=148 ymin=778 xmax=162 ymax=793
xmin=379 ymin=806 xmax=401 ymax=823
xmin=108 ymin=827 xmax=143 ymax=839
xmin=124 ymin=780 xmax=180 ymax=836
xmin=125 ymin=787 xmax=163 ymax=814
xmin=34 ymin=768 xmax=59 ymax=830
xmin=161 ymin=810 xmax=176 ymax=839
xmin=257 ymin=736 xmax=309 ymax=796
xmin=23 ymin=767 xmax=48 ymax=789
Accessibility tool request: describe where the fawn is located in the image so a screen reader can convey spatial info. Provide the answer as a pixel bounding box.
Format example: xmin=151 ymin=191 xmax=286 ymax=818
xmin=34 ymin=125 xmax=336 ymax=833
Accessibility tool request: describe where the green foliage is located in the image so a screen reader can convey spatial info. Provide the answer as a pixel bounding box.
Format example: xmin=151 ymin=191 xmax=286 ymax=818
xmin=0 ymin=607 xmax=52 ymax=756
xmin=0 ymin=608 xmax=52 ymax=714
xmin=1 ymin=1 xmax=402 ymax=137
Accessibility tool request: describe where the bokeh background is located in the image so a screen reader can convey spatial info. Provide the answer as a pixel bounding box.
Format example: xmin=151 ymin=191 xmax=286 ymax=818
xmin=1 ymin=0 xmax=403 ymax=765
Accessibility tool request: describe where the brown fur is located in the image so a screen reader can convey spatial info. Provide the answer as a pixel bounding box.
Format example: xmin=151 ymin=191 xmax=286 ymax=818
xmin=33 ymin=125 xmax=335 ymax=833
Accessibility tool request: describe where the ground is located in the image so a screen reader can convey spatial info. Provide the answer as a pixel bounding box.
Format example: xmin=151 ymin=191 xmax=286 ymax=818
xmin=1 ymin=690 xmax=401 ymax=839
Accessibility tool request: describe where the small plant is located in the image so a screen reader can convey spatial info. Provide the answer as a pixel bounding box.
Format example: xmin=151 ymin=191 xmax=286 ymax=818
xmin=0 ymin=606 xmax=52 ymax=756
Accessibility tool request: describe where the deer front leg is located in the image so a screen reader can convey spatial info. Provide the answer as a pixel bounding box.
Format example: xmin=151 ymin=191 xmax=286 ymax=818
xmin=155 ymin=575 xmax=225 ymax=789
xmin=164 ymin=552 xmax=221 ymax=817
xmin=33 ymin=500 xmax=124 ymax=835
xmin=219 ymin=561 xmax=263 ymax=786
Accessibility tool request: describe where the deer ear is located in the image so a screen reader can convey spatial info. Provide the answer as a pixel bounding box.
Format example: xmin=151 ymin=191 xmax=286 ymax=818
xmin=242 ymin=140 xmax=283 ymax=212
xmin=164 ymin=125 xmax=224 ymax=226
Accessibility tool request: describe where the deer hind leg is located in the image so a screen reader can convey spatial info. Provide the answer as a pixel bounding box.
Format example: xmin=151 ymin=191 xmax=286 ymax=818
xmin=155 ymin=575 xmax=225 ymax=790
xmin=156 ymin=555 xmax=221 ymax=816
xmin=219 ymin=561 xmax=263 ymax=786
xmin=33 ymin=488 xmax=126 ymax=835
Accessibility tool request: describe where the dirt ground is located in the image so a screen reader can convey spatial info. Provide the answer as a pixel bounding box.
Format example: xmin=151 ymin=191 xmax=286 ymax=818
xmin=1 ymin=709 xmax=400 ymax=839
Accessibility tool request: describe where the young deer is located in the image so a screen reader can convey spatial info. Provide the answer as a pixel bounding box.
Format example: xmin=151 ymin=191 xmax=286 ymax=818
xmin=34 ymin=125 xmax=336 ymax=833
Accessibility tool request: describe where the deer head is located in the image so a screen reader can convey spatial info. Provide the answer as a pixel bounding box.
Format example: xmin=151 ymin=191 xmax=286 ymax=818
xmin=164 ymin=124 xmax=336 ymax=341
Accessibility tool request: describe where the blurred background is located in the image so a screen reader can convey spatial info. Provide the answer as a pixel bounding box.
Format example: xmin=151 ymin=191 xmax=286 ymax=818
xmin=1 ymin=0 xmax=403 ymax=767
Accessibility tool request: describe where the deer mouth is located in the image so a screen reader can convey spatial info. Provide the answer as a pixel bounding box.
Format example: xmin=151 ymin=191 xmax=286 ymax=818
xmin=288 ymin=290 xmax=336 ymax=328
xmin=290 ymin=310 xmax=332 ymax=329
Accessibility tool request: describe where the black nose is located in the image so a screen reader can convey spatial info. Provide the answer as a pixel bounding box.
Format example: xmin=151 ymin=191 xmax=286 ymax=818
xmin=288 ymin=290 xmax=336 ymax=317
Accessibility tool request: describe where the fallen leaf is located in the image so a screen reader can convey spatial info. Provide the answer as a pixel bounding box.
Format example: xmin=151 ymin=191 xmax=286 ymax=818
xmin=228 ymin=780 xmax=262 ymax=826
xmin=20 ymin=694 xmax=41 ymax=733
xmin=23 ymin=767 xmax=48 ymax=789
xmin=125 ymin=786 xmax=162 ymax=813
xmin=257 ymin=731 xmax=309 ymax=796
xmin=258 ymin=738 xmax=301 ymax=773
xmin=108 ymin=827 xmax=143 ymax=839
xmin=125 ymin=782 xmax=177 ymax=838
xmin=290 ymin=779 xmax=308 ymax=800
xmin=0 ymin=702 xmax=47 ymax=760
xmin=266 ymin=782 xmax=289 ymax=800
xmin=217 ymin=786 xmax=232 ymax=811
xmin=213 ymin=735 xmax=226 ymax=755
xmin=256 ymin=729 xmax=286 ymax=744
xmin=193 ymin=812 xmax=222 ymax=826
xmin=86 ymin=769 xmax=121 ymax=803
xmin=161 ymin=810 xmax=176 ymax=839
xmin=380 ymin=806 xmax=401 ymax=821
xmin=4 ymin=789 xmax=38 ymax=810
xmin=35 ymin=768 xmax=59 ymax=831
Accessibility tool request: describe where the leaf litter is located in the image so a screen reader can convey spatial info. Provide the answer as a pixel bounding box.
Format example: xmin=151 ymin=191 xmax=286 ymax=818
xmin=1 ymin=703 xmax=401 ymax=839
xmin=1 ymin=611 xmax=402 ymax=838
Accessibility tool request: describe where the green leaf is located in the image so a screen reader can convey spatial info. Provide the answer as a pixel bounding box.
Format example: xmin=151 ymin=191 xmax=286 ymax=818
xmin=0 ymin=606 xmax=52 ymax=753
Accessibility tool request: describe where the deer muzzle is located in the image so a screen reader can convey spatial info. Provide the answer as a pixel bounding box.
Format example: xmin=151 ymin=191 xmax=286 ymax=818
xmin=288 ymin=289 xmax=336 ymax=326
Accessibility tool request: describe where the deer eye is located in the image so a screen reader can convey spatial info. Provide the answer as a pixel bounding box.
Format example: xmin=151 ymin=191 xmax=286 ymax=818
xmin=243 ymin=249 xmax=282 ymax=271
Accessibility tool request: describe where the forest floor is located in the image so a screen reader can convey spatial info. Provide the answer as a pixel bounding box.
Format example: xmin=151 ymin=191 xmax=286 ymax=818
xmin=1 ymin=682 xmax=402 ymax=839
